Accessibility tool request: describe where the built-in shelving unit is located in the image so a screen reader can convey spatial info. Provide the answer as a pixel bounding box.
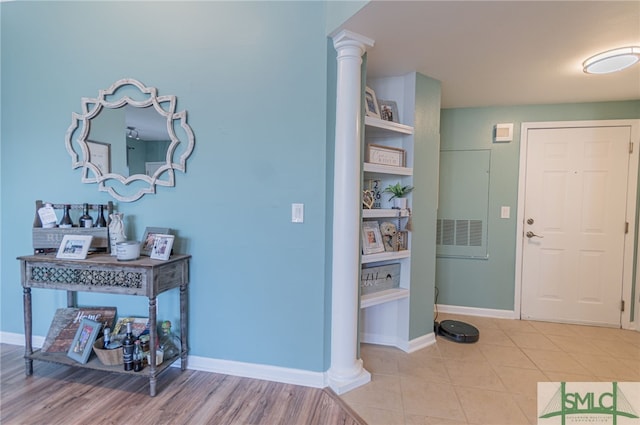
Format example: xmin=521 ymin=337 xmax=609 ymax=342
xmin=359 ymin=78 xmax=416 ymax=351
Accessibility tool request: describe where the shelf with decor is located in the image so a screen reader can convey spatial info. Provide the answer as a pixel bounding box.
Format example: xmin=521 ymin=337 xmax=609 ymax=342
xmin=359 ymin=79 xmax=417 ymax=351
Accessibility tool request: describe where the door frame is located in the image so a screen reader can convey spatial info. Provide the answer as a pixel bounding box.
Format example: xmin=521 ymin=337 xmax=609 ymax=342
xmin=514 ymin=119 xmax=640 ymax=330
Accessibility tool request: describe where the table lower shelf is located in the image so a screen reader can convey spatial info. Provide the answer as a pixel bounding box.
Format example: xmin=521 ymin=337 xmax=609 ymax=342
xmin=27 ymin=349 xmax=179 ymax=377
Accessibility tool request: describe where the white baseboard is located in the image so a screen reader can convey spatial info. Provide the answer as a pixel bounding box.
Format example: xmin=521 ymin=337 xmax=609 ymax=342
xmin=405 ymin=332 xmax=436 ymax=353
xmin=436 ymin=304 xmax=517 ymax=319
xmin=360 ymin=331 xmax=436 ymax=353
xmin=1 ymin=331 xmax=327 ymax=389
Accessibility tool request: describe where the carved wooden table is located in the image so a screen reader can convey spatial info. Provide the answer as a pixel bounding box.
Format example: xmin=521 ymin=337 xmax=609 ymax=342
xmin=18 ymin=253 xmax=190 ymax=396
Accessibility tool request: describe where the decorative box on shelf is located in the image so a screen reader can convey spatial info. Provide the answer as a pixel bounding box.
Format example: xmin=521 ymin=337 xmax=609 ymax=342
xmin=360 ymin=263 xmax=400 ymax=295
xmin=32 ymin=200 xmax=113 ymax=254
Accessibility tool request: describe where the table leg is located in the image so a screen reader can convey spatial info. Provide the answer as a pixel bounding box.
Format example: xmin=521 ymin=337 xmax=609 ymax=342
xmin=148 ymin=296 xmax=157 ymax=397
xmin=23 ymin=287 xmax=33 ymax=376
xmin=180 ymin=283 xmax=188 ymax=371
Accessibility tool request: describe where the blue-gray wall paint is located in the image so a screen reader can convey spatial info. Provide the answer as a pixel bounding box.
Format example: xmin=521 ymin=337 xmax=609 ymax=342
xmin=437 ymin=101 xmax=640 ymax=312
xmin=1 ymin=1 xmax=360 ymax=373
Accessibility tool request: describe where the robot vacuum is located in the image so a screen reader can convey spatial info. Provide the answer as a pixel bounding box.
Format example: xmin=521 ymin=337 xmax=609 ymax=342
xmin=435 ymin=320 xmax=479 ymax=343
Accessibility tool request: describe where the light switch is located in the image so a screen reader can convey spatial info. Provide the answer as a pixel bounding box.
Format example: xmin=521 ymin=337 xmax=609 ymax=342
xmin=292 ymin=203 xmax=304 ymax=223
xmin=500 ymin=206 xmax=510 ymax=219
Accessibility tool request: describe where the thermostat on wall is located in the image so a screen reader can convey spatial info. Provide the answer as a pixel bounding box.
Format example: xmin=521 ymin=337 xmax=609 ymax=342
xmin=494 ymin=123 xmax=513 ymax=142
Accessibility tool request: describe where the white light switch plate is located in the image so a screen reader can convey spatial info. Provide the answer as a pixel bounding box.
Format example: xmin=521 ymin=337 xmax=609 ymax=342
xmin=292 ymin=203 xmax=304 ymax=223
xmin=500 ymin=206 xmax=510 ymax=219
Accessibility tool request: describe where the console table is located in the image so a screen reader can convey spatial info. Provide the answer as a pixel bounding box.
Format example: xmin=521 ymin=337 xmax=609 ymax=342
xmin=18 ymin=253 xmax=191 ymax=396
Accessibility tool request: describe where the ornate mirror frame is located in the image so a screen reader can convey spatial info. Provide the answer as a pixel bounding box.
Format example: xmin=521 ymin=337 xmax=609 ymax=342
xmin=65 ymin=78 xmax=195 ymax=202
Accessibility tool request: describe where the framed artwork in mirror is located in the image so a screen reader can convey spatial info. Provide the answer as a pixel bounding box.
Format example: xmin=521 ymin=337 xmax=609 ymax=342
xmin=86 ymin=140 xmax=111 ymax=174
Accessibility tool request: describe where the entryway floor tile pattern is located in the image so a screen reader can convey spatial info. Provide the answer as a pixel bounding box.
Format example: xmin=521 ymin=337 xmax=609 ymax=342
xmin=340 ymin=314 xmax=640 ymax=425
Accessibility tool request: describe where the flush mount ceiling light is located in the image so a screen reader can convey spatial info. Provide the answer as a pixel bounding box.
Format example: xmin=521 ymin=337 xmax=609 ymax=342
xmin=583 ymin=46 xmax=640 ymax=74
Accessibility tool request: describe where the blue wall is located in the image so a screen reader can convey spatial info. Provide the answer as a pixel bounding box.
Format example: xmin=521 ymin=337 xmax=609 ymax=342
xmin=1 ymin=1 xmax=359 ymax=373
xmin=437 ymin=101 xmax=640 ymax=312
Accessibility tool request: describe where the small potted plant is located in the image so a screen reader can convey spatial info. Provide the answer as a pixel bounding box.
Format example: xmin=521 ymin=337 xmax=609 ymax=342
xmin=383 ymin=183 xmax=414 ymax=209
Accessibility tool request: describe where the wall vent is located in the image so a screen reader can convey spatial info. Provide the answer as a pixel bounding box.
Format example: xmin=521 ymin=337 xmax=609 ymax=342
xmin=437 ymin=219 xmax=484 ymax=247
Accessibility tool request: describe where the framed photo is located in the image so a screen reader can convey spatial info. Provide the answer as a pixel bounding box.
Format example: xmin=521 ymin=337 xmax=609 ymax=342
xmin=378 ymin=99 xmax=399 ymax=123
xmin=67 ymin=318 xmax=101 ymax=364
xmin=366 ymin=144 xmax=406 ymax=167
xmin=397 ymin=230 xmax=409 ymax=251
xmin=364 ymin=86 xmax=381 ymax=118
xmin=362 ymin=221 xmax=385 ymax=255
xmin=87 ymin=140 xmax=111 ymax=175
xmin=56 ymin=235 xmax=93 ymax=259
xmin=150 ymin=234 xmax=175 ymax=260
xmin=141 ymin=227 xmax=170 ymax=256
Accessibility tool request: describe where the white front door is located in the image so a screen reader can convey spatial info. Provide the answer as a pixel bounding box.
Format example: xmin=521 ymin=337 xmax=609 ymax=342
xmin=520 ymin=124 xmax=633 ymax=327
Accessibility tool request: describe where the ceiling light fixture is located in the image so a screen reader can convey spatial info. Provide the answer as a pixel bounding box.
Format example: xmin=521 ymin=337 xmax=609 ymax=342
xmin=583 ymin=46 xmax=640 ymax=74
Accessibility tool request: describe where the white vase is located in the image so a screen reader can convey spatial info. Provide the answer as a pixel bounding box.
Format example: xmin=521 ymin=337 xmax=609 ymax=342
xmin=393 ymin=198 xmax=408 ymax=209
xmin=109 ymin=213 xmax=126 ymax=255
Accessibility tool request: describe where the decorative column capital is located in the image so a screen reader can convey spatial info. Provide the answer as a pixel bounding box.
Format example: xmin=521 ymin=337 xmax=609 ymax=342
xmin=332 ymin=30 xmax=374 ymax=58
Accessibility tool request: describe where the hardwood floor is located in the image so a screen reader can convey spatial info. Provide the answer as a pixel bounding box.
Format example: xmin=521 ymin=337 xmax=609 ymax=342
xmin=0 ymin=344 xmax=366 ymax=425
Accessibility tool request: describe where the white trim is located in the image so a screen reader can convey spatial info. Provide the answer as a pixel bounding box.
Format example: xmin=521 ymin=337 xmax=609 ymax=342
xmin=437 ymin=304 xmax=517 ymax=319
xmin=1 ymin=331 xmax=328 ymax=389
xmin=405 ymin=332 xmax=437 ymax=353
xmin=515 ymin=119 xmax=640 ymax=330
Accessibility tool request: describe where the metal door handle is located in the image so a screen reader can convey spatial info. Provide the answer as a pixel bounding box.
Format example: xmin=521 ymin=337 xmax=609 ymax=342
xmin=526 ymin=231 xmax=543 ymax=239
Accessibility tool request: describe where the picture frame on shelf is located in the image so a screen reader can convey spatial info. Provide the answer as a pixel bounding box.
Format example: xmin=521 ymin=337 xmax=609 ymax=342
xmin=378 ymin=99 xmax=399 ymax=123
xmin=362 ymin=221 xmax=385 ymax=255
xmin=366 ymin=144 xmax=406 ymax=167
xmin=150 ymin=234 xmax=175 ymax=260
xmin=141 ymin=227 xmax=171 ymax=256
xmin=397 ymin=230 xmax=409 ymax=251
xmin=363 ymin=190 xmax=375 ymax=209
xmin=66 ymin=318 xmax=101 ymax=364
xmin=364 ymin=86 xmax=381 ymax=118
xmin=365 ymin=179 xmax=382 ymax=208
xmin=56 ymin=235 xmax=93 ymax=260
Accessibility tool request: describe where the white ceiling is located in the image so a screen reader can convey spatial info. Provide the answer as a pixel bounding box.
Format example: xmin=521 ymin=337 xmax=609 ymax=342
xmin=337 ymin=1 xmax=640 ymax=108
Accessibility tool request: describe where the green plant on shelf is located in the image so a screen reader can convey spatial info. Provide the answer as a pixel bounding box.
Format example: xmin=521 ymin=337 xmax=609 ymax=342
xmin=383 ymin=183 xmax=414 ymax=201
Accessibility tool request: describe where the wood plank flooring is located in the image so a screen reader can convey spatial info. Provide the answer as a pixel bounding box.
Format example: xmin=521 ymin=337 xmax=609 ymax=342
xmin=0 ymin=344 xmax=366 ymax=425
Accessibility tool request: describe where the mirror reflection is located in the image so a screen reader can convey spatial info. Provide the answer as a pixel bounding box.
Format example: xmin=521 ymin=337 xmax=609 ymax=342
xmin=64 ymin=78 xmax=195 ymax=202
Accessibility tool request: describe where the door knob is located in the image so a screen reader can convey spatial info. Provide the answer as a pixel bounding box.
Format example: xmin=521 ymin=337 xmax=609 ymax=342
xmin=526 ymin=231 xmax=543 ymax=238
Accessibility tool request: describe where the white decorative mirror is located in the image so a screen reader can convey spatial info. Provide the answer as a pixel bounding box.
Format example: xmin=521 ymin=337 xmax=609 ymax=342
xmin=65 ymin=78 xmax=195 ymax=202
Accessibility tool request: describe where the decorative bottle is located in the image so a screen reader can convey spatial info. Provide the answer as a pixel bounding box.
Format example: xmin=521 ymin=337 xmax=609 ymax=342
xmin=133 ymin=340 xmax=143 ymax=372
xmin=79 ymin=203 xmax=93 ymax=228
xmin=95 ymin=205 xmax=107 ymax=227
xmin=103 ymin=327 xmax=111 ymax=349
xmin=59 ymin=205 xmax=73 ymax=228
xmin=122 ymin=322 xmax=134 ymax=371
xmin=159 ymin=320 xmax=180 ymax=359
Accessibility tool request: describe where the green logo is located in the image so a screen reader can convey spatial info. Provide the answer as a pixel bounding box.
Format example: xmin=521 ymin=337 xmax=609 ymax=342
xmin=539 ymin=382 xmax=639 ymax=424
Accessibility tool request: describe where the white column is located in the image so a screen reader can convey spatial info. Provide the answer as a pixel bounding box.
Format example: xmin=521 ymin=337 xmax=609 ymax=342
xmin=328 ymin=30 xmax=374 ymax=394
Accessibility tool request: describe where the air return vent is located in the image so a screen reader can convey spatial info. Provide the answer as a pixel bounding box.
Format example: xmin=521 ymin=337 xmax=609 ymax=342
xmin=437 ymin=219 xmax=483 ymax=247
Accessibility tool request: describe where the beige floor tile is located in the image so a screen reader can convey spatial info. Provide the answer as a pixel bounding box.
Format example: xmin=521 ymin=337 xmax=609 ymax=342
xmin=590 ymin=339 xmax=640 ymax=360
xmin=445 ymin=359 xmax=507 ymax=391
xmin=398 ymin=354 xmax=451 ymax=383
xmin=523 ymin=348 xmax=592 ymax=375
xmin=507 ymin=332 xmax=562 ymax=351
xmin=495 ymin=319 xmax=539 ymax=333
xmin=569 ymin=352 xmax=640 ymax=381
xmin=511 ymin=392 xmax=537 ymax=425
xmin=400 ymin=376 xmax=467 ymax=422
xmin=492 ymin=365 xmax=549 ymax=395
xmin=475 ymin=328 xmax=516 ymax=348
xmin=361 ymin=344 xmax=403 ymax=375
xmin=545 ymin=334 xmax=608 ymax=355
xmin=405 ymin=414 xmax=469 ymax=425
xmin=455 ymin=386 xmax=529 ymax=425
xmin=528 ymin=320 xmax=582 ymax=337
xmin=346 ymin=403 xmax=406 ymax=425
xmin=340 ymin=373 xmax=404 ymax=412
xmin=436 ymin=339 xmax=486 ymax=363
xmin=479 ymin=344 xmax=538 ymax=369
xmin=543 ymin=371 xmax=598 ymax=382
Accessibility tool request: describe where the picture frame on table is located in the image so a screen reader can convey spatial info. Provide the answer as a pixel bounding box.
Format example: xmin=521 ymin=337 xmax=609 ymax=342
xmin=378 ymin=99 xmax=399 ymax=123
xmin=362 ymin=221 xmax=385 ymax=255
xmin=56 ymin=235 xmax=93 ymax=260
xmin=141 ymin=227 xmax=170 ymax=256
xmin=66 ymin=318 xmax=101 ymax=364
xmin=150 ymin=234 xmax=175 ymax=260
xmin=364 ymin=86 xmax=381 ymax=118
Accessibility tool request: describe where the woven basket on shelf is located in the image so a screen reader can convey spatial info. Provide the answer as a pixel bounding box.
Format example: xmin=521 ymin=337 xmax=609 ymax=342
xmin=93 ymin=337 xmax=122 ymax=366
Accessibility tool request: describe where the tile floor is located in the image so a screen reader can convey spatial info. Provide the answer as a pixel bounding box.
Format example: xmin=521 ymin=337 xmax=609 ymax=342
xmin=340 ymin=313 xmax=640 ymax=425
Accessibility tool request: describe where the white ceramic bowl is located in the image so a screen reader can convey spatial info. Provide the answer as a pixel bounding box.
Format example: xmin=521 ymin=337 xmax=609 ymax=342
xmin=116 ymin=241 xmax=140 ymax=261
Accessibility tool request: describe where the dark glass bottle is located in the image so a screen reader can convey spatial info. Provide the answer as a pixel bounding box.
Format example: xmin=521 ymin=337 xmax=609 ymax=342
xmin=59 ymin=205 xmax=73 ymax=228
xmin=79 ymin=203 xmax=93 ymax=228
xmin=133 ymin=340 xmax=143 ymax=372
xmin=122 ymin=322 xmax=134 ymax=371
xmin=95 ymin=205 xmax=107 ymax=227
